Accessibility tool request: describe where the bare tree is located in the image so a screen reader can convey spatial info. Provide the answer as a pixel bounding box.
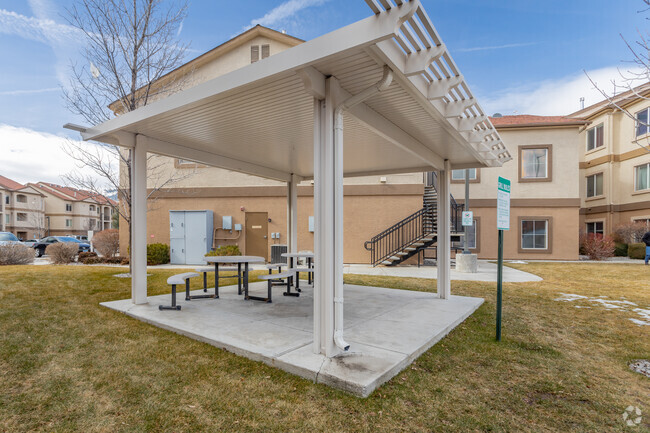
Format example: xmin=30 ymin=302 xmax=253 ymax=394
xmin=62 ymin=0 xmax=194 ymax=259
xmin=26 ymin=198 xmax=46 ymax=240
xmin=585 ymin=0 xmax=650 ymax=154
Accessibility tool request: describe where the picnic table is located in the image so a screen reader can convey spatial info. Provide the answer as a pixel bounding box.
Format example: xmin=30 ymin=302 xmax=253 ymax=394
xmin=281 ymin=252 xmax=314 ymax=286
xmin=204 ymin=255 xmax=265 ymax=299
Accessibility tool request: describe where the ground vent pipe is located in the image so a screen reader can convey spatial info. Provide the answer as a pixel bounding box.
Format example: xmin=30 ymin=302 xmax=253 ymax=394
xmin=332 ymin=65 xmax=393 ymax=352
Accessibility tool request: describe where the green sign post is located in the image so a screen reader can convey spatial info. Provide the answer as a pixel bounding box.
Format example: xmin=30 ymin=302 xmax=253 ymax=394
xmin=496 ymin=177 xmax=511 ymax=341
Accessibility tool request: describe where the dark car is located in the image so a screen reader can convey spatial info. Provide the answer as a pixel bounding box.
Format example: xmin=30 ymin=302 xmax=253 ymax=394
xmin=33 ymin=236 xmax=91 ymax=257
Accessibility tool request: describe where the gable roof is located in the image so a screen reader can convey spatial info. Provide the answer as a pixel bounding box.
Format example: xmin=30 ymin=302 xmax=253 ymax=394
xmin=109 ymin=25 xmax=304 ymax=114
xmin=490 ymin=115 xmax=588 ymax=129
xmin=0 ymin=175 xmax=25 ymax=191
xmin=31 ymin=182 xmax=117 ymax=206
xmin=568 ymin=81 xmax=650 ymax=120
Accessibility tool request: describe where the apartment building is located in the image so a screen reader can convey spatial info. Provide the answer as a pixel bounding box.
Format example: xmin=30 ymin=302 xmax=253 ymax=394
xmin=29 ymin=183 xmax=115 ymax=237
xmin=569 ymin=85 xmax=650 ymax=234
xmin=449 ymin=115 xmax=586 ymax=260
xmin=0 ymin=175 xmax=46 ymax=240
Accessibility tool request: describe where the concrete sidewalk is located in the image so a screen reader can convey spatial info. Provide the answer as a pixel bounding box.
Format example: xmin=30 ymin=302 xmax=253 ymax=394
xmin=344 ymin=260 xmax=542 ymax=282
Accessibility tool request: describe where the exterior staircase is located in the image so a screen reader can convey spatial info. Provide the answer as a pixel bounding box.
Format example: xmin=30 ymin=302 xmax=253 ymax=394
xmin=364 ymin=172 xmax=463 ymax=266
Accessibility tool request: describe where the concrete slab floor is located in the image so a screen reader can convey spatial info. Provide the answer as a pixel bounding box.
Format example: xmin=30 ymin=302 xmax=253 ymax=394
xmin=102 ymin=281 xmax=482 ymax=397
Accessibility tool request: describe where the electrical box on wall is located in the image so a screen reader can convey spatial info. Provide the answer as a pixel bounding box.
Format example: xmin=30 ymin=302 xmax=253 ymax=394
xmin=234 ymin=223 xmax=242 ymax=231
xmin=309 ymin=216 xmax=314 ymax=232
xmin=222 ymin=216 xmax=232 ymax=230
xmin=271 ymin=232 xmax=276 ymax=239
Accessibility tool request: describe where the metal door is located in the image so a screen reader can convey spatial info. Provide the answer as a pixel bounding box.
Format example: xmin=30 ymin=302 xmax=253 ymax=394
xmin=185 ymin=211 xmax=208 ymax=264
xmin=170 ymin=238 xmax=185 ymax=264
xmin=169 ymin=212 xmax=185 ymax=264
xmin=245 ymin=212 xmax=268 ymax=261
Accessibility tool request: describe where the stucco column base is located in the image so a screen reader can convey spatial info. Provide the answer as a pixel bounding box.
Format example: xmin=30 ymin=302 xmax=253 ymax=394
xmin=456 ymin=253 xmax=478 ymax=273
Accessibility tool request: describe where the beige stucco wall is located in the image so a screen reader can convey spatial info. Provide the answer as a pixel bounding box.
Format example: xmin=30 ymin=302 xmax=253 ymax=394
xmin=119 ymin=186 xmax=423 ymax=264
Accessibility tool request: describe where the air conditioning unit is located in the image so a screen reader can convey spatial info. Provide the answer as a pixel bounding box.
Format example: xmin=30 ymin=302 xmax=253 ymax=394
xmin=271 ymin=244 xmax=287 ymax=264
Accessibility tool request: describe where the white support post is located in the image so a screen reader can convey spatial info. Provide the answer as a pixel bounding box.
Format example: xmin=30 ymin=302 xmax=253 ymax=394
xmin=437 ymin=159 xmax=451 ymax=300
xmin=131 ymin=135 xmax=148 ymax=304
xmin=313 ymin=77 xmax=341 ymax=357
xmin=286 ymin=174 xmax=298 ymax=254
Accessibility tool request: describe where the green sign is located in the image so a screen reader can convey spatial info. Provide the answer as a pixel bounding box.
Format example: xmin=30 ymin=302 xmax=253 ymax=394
xmin=497 ymin=176 xmax=511 ymax=231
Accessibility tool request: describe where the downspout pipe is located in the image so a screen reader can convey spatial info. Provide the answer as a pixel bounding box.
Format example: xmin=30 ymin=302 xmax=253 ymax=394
xmin=332 ymin=65 xmax=394 ymax=352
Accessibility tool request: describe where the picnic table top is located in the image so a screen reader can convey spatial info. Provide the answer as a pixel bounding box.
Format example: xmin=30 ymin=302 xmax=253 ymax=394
xmin=204 ymin=255 xmax=265 ymax=264
xmin=281 ymin=252 xmax=314 ymax=258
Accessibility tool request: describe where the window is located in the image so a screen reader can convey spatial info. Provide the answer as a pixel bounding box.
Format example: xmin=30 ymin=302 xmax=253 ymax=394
xmin=521 ymin=219 xmax=548 ymax=250
xmin=586 ymin=221 xmax=604 ymax=237
xmin=634 ymin=218 xmax=650 ymax=229
xmin=451 ymin=168 xmax=477 ymax=181
xmin=5 ymin=214 xmax=9 ymax=224
xmin=16 ymin=213 xmax=27 ymax=222
xmin=636 ymin=107 xmax=650 ymax=136
xmin=586 ymin=173 xmax=604 ymax=197
xmin=635 ymin=163 xmax=650 ymax=191
xmin=65 ymin=203 xmax=72 ymax=212
xmin=519 ymin=146 xmax=551 ymax=181
xmin=16 ymin=194 xmax=27 ymax=203
xmin=66 ymin=219 xmax=72 ymax=227
xmin=586 ymin=124 xmax=604 ymax=151
xmin=453 ymin=219 xmax=478 ymax=250
xmin=5 ymin=196 xmax=9 ymax=204
xmin=89 ymin=205 xmax=95 ymax=212
xmin=251 ymin=44 xmax=270 ymax=63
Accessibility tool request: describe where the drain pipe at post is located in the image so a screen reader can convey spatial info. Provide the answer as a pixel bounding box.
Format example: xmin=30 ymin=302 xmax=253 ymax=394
xmin=332 ymin=65 xmax=394 ymax=352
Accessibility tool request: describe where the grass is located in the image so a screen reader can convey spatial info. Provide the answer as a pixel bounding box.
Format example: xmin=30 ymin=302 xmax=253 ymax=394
xmin=0 ymin=263 xmax=648 ymax=432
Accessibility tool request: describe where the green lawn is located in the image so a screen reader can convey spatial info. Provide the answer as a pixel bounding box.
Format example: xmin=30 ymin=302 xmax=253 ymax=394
xmin=0 ymin=263 xmax=648 ymax=432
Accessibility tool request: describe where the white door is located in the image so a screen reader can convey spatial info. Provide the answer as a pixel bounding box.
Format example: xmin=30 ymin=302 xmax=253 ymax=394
xmin=170 ymin=212 xmax=186 ymax=264
xmin=185 ymin=211 xmax=208 ymax=265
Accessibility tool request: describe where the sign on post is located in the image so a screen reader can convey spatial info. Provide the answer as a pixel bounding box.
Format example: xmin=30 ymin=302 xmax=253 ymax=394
xmin=496 ymin=176 xmax=510 ymax=342
xmin=462 ymin=211 xmax=473 ymax=227
xmin=497 ymin=177 xmax=511 ymax=230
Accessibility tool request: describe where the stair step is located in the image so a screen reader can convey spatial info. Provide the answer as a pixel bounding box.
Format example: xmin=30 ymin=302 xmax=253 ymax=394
xmin=381 ymin=260 xmax=393 ymax=265
xmin=412 ymin=242 xmax=424 ymax=246
xmin=389 ymin=256 xmax=400 ymax=261
xmin=396 ymin=252 xmax=408 ymax=256
xmin=404 ymin=247 xmax=416 ymax=251
xmin=421 ymin=237 xmax=433 ymax=242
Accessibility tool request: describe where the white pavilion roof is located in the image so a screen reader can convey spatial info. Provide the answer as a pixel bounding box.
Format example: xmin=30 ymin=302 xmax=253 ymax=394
xmin=74 ymin=0 xmax=511 ymax=182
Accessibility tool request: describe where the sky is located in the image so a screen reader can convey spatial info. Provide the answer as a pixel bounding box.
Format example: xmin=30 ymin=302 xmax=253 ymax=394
xmin=0 ymin=0 xmax=647 ymax=187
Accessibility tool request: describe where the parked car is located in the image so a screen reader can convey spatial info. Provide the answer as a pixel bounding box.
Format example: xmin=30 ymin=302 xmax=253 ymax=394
xmin=33 ymin=236 xmax=91 ymax=257
xmin=22 ymin=239 xmax=39 ymax=248
xmin=66 ymin=234 xmax=89 ymax=242
xmin=0 ymin=232 xmax=21 ymax=246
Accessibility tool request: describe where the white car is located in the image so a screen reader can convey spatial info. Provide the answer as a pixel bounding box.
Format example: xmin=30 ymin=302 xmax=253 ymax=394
xmin=0 ymin=232 xmax=21 ymax=246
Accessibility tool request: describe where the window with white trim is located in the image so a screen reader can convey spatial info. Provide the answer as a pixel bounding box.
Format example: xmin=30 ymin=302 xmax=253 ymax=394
xmin=451 ymin=168 xmax=477 ymax=181
xmin=586 ymin=173 xmax=603 ymax=197
xmin=16 ymin=213 xmax=27 ymax=222
xmin=636 ymin=107 xmax=650 ymax=136
xmin=586 ymin=221 xmax=604 ymax=237
xmin=635 ymin=163 xmax=650 ymax=191
xmin=65 ymin=203 xmax=72 ymax=212
xmin=65 ymin=219 xmax=72 ymax=228
xmin=586 ymin=124 xmax=604 ymax=151
xmin=16 ymin=194 xmax=27 ymax=203
xmin=633 ymin=218 xmax=650 ymax=229
xmin=521 ymin=220 xmax=548 ymax=250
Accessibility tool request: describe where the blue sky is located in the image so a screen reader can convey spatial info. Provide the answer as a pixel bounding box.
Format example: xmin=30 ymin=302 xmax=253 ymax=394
xmin=0 ymin=0 xmax=646 ymax=184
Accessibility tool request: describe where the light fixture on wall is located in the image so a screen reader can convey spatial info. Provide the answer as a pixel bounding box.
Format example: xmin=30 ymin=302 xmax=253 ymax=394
xmin=379 ymin=176 xmax=387 ymax=183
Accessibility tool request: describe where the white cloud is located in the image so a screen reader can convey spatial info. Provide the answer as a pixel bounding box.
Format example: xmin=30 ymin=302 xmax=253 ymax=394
xmin=241 ymin=0 xmax=330 ymax=32
xmin=0 ymin=124 xmax=115 ymax=188
xmin=456 ymin=42 xmax=538 ymax=53
xmin=0 ymin=8 xmax=80 ymax=45
xmin=0 ymin=87 xmax=59 ymax=96
xmin=480 ymin=66 xmax=648 ymax=116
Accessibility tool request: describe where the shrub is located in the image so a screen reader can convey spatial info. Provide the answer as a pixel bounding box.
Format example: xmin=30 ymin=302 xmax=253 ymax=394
xmin=80 ymin=256 xmax=103 ymax=265
xmin=0 ymin=243 xmax=35 ymax=265
xmin=46 ymin=242 xmax=79 ymax=264
xmin=614 ymin=242 xmax=628 ymax=257
xmin=205 ymin=245 xmax=241 ymax=257
xmin=628 ymin=243 xmax=646 ymax=260
xmin=92 ymin=229 xmax=119 ymax=258
xmin=147 ymin=243 xmax=170 ymax=265
xmin=580 ymin=234 xmax=615 ymax=260
xmin=613 ymin=222 xmax=647 ymax=244
xmin=78 ymin=251 xmax=98 ymax=260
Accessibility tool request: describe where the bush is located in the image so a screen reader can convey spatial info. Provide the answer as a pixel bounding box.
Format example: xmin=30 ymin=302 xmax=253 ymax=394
xmin=46 ymin=242 xmax=79 ymax=264
xmin=78 ymin=251 xmax=98 ymax=260
xmin=80 ymin=256 xmax=103 ymax=265
xmin=614 ymin=242 xmax=628 ymax=257
xmin=147 ymin=243 xmax=170 ymax=265
xmin=628 ymin=243 xmax=646 ymax=260
xmin=580 ymin=234 xmax=615 ymax=260
xmin=613 ymin=222 xmax=647 ymax=244
xmin=0 ymin=243 xmax=35 ymax=265
xmin=205 ymin=245 xmax=241 ymax=257
xmin=92 ymin=229 xmax=119 ymax=258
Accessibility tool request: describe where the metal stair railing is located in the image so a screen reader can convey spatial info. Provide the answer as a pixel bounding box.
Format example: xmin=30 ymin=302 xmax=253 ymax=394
xmin=364 ymin=205 xmax=436 ymax=266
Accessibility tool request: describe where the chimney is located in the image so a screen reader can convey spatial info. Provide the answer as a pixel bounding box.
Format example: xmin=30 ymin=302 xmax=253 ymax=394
xmin=579 ymin=97 xmax=585 ymax=110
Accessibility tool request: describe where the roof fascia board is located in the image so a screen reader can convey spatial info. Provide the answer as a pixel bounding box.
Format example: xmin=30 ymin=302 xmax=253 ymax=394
xmin=142 ymin=135 xmax=292 ymax=182
xmin=82 ymin=4 xmax=418 ymax=144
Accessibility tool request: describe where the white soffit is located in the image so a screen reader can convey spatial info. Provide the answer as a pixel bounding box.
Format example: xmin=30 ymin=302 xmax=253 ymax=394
xmin=78 ymin=0 xmax=511 ymax=181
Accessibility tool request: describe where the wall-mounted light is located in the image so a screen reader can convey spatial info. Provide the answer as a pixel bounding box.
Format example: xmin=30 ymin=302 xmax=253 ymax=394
xmin=240 ymin=206 xmax=245 ymax=211
xmin=379 ymin=176 xmax=387 ymax=183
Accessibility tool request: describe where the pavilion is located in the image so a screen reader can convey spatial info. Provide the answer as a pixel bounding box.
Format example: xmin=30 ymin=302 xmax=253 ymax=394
xmin=66 ymin=0 xmax=511 ymax=394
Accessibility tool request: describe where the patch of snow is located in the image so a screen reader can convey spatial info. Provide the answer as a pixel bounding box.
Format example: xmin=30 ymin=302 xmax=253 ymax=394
xmin=589 ymin=299 xmax=638 ymax=309
xmin=555 ymin=293 xmax=589 ymax=302
xmin=574 ymin=306 xmax=591 ymax=309
xmin=508 ymin=260 xmax=528 ymax=264
xmin=554 ymin=293 xmax=649 ymax=326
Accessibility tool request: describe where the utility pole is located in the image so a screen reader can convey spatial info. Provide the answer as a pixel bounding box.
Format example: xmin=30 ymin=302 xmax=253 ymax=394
xmin=463 ymin=169 xmax=470 ymax=254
